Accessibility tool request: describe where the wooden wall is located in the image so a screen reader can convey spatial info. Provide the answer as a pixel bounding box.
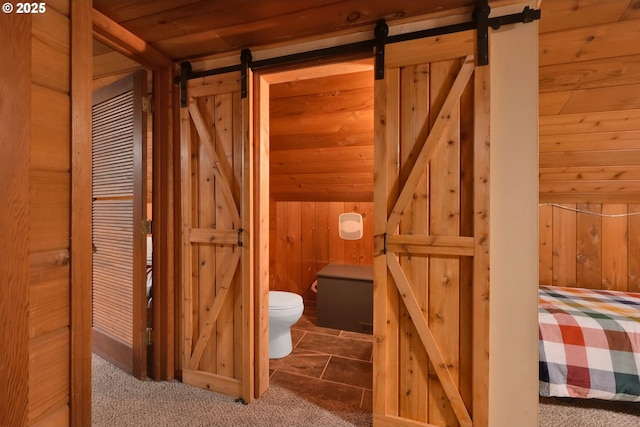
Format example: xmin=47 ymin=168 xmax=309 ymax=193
xmin=539 ymin=204 xmax=640 ymax=292
xmin=270 ymin=201 xmax=373 ymax=301
xmin=30 ymin=3 xmax=74 ymax=425
xmin=269 ymin=69 xmax=374 ymax=202
xmin=1 ymin=1 xmax=78 ymax=425
xmin=268 ymin=69 xmax=375 ymax=300
xmin=538 ymin=0 xmax=640 ymax=291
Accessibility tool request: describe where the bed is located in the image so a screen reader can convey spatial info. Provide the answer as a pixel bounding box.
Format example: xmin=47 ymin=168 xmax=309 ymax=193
xmin=539 ymin=285 xmax=640 ymax=402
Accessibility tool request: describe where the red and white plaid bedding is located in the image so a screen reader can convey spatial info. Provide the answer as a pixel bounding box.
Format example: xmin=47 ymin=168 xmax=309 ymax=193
xmin=539 ymin=285 xmax=640 ymax=401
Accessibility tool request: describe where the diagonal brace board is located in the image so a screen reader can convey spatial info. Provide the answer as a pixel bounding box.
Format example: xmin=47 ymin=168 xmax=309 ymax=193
xmin=386 ymin=252 xmax=472 ymax=427
xmin=188 ymin=248 xmax=242 ymax=368
xmin=387 ymin=55 xmax=474 ymax=233
xmin=188 ymin=100 xmax=241 ymax=226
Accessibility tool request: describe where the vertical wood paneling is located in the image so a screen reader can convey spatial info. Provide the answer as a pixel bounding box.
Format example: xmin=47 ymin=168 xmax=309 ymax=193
xmin=398 ymin=62 xmax=430 ymax=421
xmin=628 ymin=203 xmax=640 ymax=292
xmin=427 ymin=59 xmax=461 ymax=427
xmin=540 ymin=204 xmax=640 ymax=293
xmin=300 ymin=202 xmax=315 ymax=300
xmin=71 ymin=0 xmax=92 ymax=423
xmin=197 ymin=95 xmax=217 ymax=373
xmin=181 ymin=70 xmax=252 ymax=402
xmin=602 ymin=204 xmax=628 ymax=291
xmin=539 ymin=205 xmax=553 ymax=286
xmin=270 ymin=201 xmax=374 ymax=300
xmin=374 ymin=34 xmax=478 ymax=427
xmin=328 ymin=203 xmax=345 ymax=263
xmin=214 ymin=91 xmax=235 ymax=379
xmin=552 ymin=204 xmax=577 ymax=286
xmin=286 ymin=201 xmax=302 ymax=293
xmin=314 ymin=202 xmax=330 ymax=271
xmin=576 ymin=204 xmax=602 ymax=288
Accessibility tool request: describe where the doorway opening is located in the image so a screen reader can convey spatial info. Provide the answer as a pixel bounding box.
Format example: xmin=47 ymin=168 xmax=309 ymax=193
xmin=257 ymin=58 xmax=375 ymax=412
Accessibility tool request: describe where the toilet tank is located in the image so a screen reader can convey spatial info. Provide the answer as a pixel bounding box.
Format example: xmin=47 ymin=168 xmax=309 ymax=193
xmin=316 ymin=263 xmax=373 ymax=334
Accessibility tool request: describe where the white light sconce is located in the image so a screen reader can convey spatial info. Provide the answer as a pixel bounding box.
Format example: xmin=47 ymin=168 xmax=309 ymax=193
xmin=338 ymin=213 xmax=363 ymax=240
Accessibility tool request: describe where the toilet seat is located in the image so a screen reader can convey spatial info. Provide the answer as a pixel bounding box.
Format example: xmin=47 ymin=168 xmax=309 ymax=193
xmin=269 ymin=291 xmax=303 ymax=310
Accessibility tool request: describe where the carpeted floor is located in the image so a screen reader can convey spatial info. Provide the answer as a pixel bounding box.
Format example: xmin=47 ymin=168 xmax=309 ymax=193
xmin=539 ymin=396 xmax=640 ymax=427
xmin=92 ymin=354 xmax=372 ymax=427
xmin=93 ymin=354 xmax=640 ymax=426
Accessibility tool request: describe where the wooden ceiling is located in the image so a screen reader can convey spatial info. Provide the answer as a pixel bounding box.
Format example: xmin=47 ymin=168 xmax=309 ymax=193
xmin=92 ymin=0 xmax=511 ymax=61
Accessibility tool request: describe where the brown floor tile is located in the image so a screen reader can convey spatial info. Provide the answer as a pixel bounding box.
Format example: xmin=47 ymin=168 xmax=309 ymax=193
xmin=296 ymin=331 xmax=373 ymax=361
xmin=269 ymin=348 xmax=330 ymax=379
xmin=361 ymin=389 xmax=373 ymax=412
xmin=290 ymin=328 xmax=306 ymax=347
xmin=293 ymin=314 xmax=341 ymax=336
xmin=322 ymin=355 xmax=373 ymax=390
xmin=270 ymin=370 xmax=364 ymax=409
xmin=340 ymin=329 xmax=374 ymax=342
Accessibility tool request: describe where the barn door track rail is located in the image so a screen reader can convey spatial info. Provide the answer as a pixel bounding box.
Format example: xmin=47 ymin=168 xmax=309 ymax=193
xmin=177 ymin=2 xmax=540 ymax=105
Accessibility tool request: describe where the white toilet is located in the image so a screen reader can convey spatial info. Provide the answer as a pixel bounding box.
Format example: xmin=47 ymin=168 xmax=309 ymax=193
xmin=269 ymin=291 xmax=304 ymax=359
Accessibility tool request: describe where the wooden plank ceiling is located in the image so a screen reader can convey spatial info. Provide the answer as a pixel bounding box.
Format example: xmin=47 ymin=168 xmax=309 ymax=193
xmin=93 ymin=0 xmax=510 ymax=61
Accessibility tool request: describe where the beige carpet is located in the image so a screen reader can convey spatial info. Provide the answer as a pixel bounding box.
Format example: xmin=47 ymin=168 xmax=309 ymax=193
xmin=93 ymin=355 xmax=640 ymax=426
xmin=92 ymin=354 xmax=372 ymax=427
xmin=539 ymin=396 xmax=640 ymax=427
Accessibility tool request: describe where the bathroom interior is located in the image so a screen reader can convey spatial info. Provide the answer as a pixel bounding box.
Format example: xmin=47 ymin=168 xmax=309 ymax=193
xmin=265 ymin=59 xmax=375 ymax=411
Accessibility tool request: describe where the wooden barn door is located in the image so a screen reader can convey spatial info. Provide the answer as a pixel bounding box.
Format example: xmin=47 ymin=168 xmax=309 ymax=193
xmin=92 ymin=70 xmax=148 ymax=379
xmin=179 ymin=68 xmax=254 ymax=402
xmin=373 ymin=31 xmax=490 ymax=427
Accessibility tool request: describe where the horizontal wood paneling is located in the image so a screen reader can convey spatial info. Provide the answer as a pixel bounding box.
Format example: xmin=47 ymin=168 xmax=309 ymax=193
xmin=31 ymin=84 xmax=70 ymax=172
xmin=26 ymin=2 xmax=73 ymax=423
xmin=32 ymin=10 xmax=69 ymax=93
xmin=539 ymin=204 xmax=640 ymax=293
xmin=30 ymin=171 xmax=70 ymax=253
xmin=28 ymin=328 xmax=69 ymax=425
xmin=270 ymin=200 xmax=373 ymax=302
xmin=270 ymin=69 xmax=373 ymax=202
xmin=29 ymin=278 xmax=69 ymax=339
xmin=539 ymin=0 xmax=640 ymax=204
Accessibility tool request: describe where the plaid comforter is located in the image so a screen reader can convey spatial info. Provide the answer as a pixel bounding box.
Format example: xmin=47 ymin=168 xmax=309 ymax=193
xmin=539 ymin=285 xmax=640 ymax=401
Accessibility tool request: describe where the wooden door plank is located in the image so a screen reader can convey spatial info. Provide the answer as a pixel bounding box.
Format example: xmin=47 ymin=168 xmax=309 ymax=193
xmin=240 ymin=81 xmax=254 ymax=402
xmin=189 ymin=249 xmax=241 ymax=368
xmin=373 ymin=67 xmax=400 ymax=418
xmin=386 ymin=253 xmax=471 ymax=427
xmin=472 ymin=64 xmax=491 ymax=427
xmin=180 ymin=107 xmax=195 ymax=369
xmin=387 ymin=56 xmax=474 ymax=233
xmin=215 ymin=91 xmax=237 ymax=380
xmin=386 ymin=235 xmax=474 ymax=256
xmin=188 ymin=100 xmax=240 ymax=225
xmin=426 ymin=58 xmax=461 ymax=427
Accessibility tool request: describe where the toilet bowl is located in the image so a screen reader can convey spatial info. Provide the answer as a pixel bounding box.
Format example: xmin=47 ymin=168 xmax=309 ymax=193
xmin=269 ymin=291 xmax=304 ymax=359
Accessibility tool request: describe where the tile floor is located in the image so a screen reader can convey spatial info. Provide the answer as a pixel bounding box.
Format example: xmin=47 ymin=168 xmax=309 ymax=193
xmin=269 ymin=303 xmax=374 ymax=412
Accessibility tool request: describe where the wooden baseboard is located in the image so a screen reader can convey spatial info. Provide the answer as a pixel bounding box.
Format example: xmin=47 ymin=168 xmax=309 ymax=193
xmin=92 ymin=326 xmax=133 ymax=375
